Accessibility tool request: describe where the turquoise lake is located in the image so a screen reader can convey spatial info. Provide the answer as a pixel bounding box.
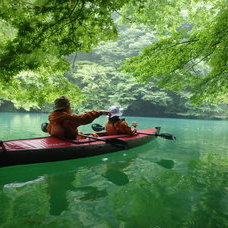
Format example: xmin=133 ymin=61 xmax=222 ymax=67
xmin=0 ymin=112 xmax=227 ymax=228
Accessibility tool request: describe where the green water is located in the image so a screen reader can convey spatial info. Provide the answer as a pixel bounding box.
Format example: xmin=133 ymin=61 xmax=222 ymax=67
xmin=0 ymin=112 xmax=227 ymax=228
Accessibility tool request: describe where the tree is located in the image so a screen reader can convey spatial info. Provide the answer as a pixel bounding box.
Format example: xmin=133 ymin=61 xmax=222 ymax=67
xmin=1 ymin=0 xmax=227 ymax=108
xmin=120 ymin=0 xmax=228 ymax=104
xmin=67 ymin=25 xmax=227 ymax=119
xmin=66 ymin=26 xmax=171 ymax=112
xmin=0 ymin=0 xmax=129 ymax=107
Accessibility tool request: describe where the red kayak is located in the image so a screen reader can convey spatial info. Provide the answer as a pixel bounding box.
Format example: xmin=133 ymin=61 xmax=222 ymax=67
xmin=0 ymin=128 xmax=160 ymax=167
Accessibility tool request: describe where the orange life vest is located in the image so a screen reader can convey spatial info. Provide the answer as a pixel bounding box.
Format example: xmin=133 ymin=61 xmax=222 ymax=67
xmin=105 ymin=119 xmax=137 ymax=136
xmin=47 ymin=110 xmax=103 ymax=139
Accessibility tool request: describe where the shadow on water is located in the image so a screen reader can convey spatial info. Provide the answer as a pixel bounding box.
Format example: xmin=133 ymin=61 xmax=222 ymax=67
xmin=47 ymin=173 xmax=75 ymax=215
xmin=102 ymin=161 xmax=132 ymax=186
xmin=47 ymin=172 xmax=108 ymax=215
xmin=102 ymin=158 xmax=174 ymax=186
xmin=154 ymin=159 xmax=174 ymax=169
xmin=46 ymin=144 xmax=175 ymax=214
xmin=103 ymin=168 xmax=129 ymax=186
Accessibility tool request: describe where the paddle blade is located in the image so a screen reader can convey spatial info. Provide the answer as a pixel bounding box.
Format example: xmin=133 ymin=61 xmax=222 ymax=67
xmin=157 ymin=133 xmax=176 ymax=140
xmin=41 ymin=122 xmax=48 ymax=132
xmin=92 ymin=123 xmax=105 ymax=132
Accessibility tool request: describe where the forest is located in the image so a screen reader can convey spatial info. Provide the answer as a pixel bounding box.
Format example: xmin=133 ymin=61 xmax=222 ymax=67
xmin=0 ymin=0 xmax=227 ymax=119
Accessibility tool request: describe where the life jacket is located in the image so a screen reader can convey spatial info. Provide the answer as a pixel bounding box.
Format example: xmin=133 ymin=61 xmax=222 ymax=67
xmin=47 ymin=110 xmax=103 ymax=139
xmin=105 ymin=117 xmax=137 ymax=136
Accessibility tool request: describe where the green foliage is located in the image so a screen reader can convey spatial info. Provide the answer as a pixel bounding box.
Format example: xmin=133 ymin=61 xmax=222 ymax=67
xmin=67 ymin=26 xmax=171 ymax=111
xmin=120 ymin=0 xmax=228 ymax=104
xmin=0 ymin=0 xmax=227 ymax=115
xmin=0 ymin=0 xmax=129 ymax=107
xmin=0 ymin=66 xmax=82 ymax=110
xmin=66 ymin=24 xmax=227 ymax=118
xmin=70 ymin=61 xmax=169 ymax=111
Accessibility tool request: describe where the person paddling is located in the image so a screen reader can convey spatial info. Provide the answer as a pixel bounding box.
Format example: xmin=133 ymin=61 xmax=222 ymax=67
xmin=105 ymin=106 xmax=137 ymax=136
xmin=47 ymin=96 xmax=109 ymax=140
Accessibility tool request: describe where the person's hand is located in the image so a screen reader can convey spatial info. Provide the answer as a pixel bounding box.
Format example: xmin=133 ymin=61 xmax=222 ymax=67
xmin=132 ymin=121 xmax=138 ymax=128
xmin=132 ymin=129 xmax=138 ymax=136
xmin=101 ymin=111 xmax=110 ymax=115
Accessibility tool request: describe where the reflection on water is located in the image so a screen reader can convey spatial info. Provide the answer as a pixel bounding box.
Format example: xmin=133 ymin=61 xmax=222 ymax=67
xmin=103 ymin=168 xmax=129 ymax=186
xmin=47 ymin=173 xmax=75 ymax=215
xmin=0 ymin=113 xmax=228 ymax=227
xmin=75 ymin=186 xmax=108 ymax=201
xmin=1 ymin=154 xmax=226 ymax=227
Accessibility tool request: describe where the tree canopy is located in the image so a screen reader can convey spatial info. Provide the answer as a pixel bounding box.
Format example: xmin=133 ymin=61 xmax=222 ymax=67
xmin=66 ymin=26 xmax=172 ymax=112
xmin=0 ymin=0 xmax=227 ymax=108
xmin=120 ymin=0 xmax=228 ymax=104
xmin=65 ymin=25 xmax=227 ymax=119
xmin=0 ymin=0 xmax=128 ymax=107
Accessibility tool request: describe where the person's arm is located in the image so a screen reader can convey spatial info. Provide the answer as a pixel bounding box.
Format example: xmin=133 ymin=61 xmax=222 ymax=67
xmin=69 ymin=111 xmax=106 ymax=126
xmin=119 ymin=121 xmax=137 ymax=135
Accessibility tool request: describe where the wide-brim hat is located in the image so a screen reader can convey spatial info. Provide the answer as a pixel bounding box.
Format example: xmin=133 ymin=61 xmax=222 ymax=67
xmin=54 ymin=96 xmax=70 ymax=111
xmin=108 ymin=106 xmax=124 ymax=118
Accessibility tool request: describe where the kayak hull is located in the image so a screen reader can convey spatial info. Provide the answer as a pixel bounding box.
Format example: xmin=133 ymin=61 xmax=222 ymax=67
xmin=0 ymin=128 xmax=159 ymax=167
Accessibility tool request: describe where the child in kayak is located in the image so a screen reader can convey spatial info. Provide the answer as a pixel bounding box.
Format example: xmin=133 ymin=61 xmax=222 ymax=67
xmin=47 ymin=96 xmax=109 ymax=140
xmin=105 ymin=106 xmax=137 ymax=136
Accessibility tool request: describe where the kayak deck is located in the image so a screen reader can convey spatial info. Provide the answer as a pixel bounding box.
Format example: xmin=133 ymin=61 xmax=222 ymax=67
xmin=0 ymin=128 xmax=159 ymax=167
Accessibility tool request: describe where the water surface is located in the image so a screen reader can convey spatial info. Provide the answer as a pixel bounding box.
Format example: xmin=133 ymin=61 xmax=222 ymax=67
xmin=0 ymin=113 xmax=227 ymax=227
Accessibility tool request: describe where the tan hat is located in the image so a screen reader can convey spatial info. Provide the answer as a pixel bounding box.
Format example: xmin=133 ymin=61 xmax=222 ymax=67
xmin=53 ymin=96 xmax=70 ymax=111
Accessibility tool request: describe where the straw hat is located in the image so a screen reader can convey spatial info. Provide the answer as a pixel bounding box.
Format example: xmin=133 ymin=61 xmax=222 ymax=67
xmin=108 ymin=106 xmax=124 ymax=118
xmin=53 ymin=96 xmax=70 ymax=111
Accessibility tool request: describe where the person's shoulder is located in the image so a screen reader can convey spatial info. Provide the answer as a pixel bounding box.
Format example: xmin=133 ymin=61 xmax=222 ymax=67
xmin=119 ymin=118 xmax=128 ymax=125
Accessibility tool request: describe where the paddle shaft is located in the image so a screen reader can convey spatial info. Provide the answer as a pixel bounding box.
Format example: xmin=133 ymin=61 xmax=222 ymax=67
xmin=91 ymin=123 xmax=175 ymax=140
xmin=136 ymin=131 xmax=157 ymax=136
xmin=136 ymin=131 xmax=176 ymax=140
xmin=78 ymin=133 xmax=107 ymax=142
xmin=53 ymin=133 xmax=127 ymax=148
xmin=78 ymin=133 xmax=128 ymax=148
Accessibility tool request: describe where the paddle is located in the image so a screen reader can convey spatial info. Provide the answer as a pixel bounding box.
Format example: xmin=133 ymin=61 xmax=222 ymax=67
xmin=134 ymin=131 xmax=176 ymax=140
xmin=78 ymin=133 xmax=128 ymax=149
xmin=91 ymin=123 xmax=176 ymax=140
xmin=40 ymin=123 xmax=128 ymax=149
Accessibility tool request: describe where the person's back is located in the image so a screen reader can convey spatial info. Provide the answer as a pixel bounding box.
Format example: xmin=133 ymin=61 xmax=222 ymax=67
xmin=47 ymin=96 xmax=107 ymax=139
xmin=105 ymin=106 xmax=137 ymax=136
